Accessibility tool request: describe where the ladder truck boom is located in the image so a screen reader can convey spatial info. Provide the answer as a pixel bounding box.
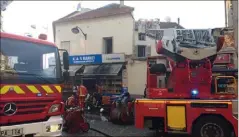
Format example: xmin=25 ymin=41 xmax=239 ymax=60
xmin=156 ymin=28 xmax=220 ymax=62
xmin=134 ymin=28 xmax=238 ymax=137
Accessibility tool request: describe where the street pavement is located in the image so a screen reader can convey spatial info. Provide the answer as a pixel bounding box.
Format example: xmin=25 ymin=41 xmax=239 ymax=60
xmin=62 ymin=113 xmax=191 ymax=137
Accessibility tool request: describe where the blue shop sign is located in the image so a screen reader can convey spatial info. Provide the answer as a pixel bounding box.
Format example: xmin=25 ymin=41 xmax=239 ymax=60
xmin=69 ymin=54 xmax=102 ymax=65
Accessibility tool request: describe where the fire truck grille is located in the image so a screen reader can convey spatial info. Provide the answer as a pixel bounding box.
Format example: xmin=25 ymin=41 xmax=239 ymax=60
xmin=0 ymin=100 xmax=54 ymax=116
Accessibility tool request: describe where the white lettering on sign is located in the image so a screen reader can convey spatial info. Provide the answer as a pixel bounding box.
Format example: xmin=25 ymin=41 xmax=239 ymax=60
xmin=106 ymin=57 xmax=121 ymax=60
xmin=102 ymin=54 xmax=125 ymax=63
xmin=72 ymin=55 xmax=97 ymax=64
xmin=73 ymin=56 xmax=95 ymax=61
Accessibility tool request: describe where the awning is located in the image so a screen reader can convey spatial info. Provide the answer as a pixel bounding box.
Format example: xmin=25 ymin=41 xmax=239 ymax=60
xmin=81 ymin=65 xmax=100 ymax=76
xmin=80 ymin=64 xmax=124 ymax=76
xmin=95 ymin=64 xmax=123 ymax=76
xmin=69 ymin=65 xmax=83 ymax=76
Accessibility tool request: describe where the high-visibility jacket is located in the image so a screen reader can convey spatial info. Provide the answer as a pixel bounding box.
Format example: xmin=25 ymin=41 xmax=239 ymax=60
xmin=77 ymin=85 xmax=88 ymax=109
xmin=66 ymin=95 xmax=78 ymax=106
xmin=78 ymin=85 xmax=88 ymax=97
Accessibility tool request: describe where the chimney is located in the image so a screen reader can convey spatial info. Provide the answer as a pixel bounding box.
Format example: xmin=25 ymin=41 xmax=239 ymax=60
xmin=177 ymin=17 xmax=180 ymax=25
xmin=120 ymin=0 xmax=124 ymax=7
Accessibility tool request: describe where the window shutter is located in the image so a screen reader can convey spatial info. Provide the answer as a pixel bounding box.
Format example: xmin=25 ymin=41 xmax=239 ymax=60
xmin=132 ymin=45 xmax=138 ymax=59
xmin=146 ymin=45 xmax=151 ymax=57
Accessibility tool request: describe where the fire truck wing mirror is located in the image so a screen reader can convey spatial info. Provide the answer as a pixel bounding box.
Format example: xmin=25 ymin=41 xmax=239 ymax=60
xmin=38 ymin=34 xmax=47 ymax=40
xmin=63 ymin=51 xmax=69 ymax=70
xmin=63 ymin=71 xmax=69 ymax=82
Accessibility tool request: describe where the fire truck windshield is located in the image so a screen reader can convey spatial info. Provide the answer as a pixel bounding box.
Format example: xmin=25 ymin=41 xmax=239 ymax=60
xmin=0 ymin=38 xmax=62 ymax=84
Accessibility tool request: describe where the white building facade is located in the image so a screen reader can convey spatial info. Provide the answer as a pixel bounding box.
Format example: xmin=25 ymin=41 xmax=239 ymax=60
xmin=53 ymin=3 xmax=135 ymax=56
xmin=53 ymin=3 xmax=184 ymax=97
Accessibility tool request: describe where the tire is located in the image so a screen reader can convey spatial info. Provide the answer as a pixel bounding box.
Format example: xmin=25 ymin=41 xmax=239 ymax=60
xmin=192 ymin=116 xmax=232 ymax=137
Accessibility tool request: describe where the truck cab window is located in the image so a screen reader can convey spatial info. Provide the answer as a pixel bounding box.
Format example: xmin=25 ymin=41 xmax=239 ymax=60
xmin=0 ymin=38 xmax=61 ymax=84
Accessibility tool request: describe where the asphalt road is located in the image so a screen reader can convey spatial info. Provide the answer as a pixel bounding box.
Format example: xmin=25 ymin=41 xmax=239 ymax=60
xmin=62 ymin=113 xmax=190 ymax=137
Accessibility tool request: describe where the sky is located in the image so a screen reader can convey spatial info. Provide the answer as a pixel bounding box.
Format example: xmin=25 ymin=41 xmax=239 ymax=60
xmin=2 ymin=1 xmax=226 ymax=42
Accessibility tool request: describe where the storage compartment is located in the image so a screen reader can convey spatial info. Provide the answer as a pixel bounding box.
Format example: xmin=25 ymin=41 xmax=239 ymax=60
xmin=166 ymin=105 xmax=186 ymax=131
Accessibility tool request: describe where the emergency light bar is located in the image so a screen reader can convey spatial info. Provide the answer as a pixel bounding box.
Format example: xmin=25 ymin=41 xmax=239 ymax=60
xmin=38 ymin=34 xmax=47 ymax=40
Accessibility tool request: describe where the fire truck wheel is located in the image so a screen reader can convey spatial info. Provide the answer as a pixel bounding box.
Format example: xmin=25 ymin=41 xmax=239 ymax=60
xmin=192 ymin=116 xmax=231 ymax=137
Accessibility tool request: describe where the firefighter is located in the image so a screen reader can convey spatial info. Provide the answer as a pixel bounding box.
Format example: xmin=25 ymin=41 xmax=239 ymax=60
xmin=77 ymin=83 xmax=88 ymax=111
xmin=94 ymin=82 xmax=103 ymax=107
xmin=119 ymin=89 xmax=130 ymax=106
xmin=65 ymin=85 xmax=79 ymax=107
xmin=96 ymin=82 xmax=103 ymax=94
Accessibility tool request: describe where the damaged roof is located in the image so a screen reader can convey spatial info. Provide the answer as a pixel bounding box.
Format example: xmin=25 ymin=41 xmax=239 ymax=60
xmin=54 ymin=3 xmax=134 ymax=23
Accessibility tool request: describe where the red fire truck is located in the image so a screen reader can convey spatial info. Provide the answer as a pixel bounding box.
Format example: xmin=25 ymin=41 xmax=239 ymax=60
xmin=134 ymin=28 xmax=238 ymax=137
xmin=0 ymin=32 xmax=69 ymax=136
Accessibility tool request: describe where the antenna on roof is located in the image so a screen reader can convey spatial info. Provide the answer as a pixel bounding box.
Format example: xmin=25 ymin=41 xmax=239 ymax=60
xmin=77 ymin=2 xmax=81 ymax=11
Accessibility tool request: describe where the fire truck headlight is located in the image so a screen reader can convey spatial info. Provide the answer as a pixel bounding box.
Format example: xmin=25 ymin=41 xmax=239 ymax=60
xmin=191 ymin=89 xmax=199 ymax=96
xmin=48 ymin=104 xmax=60 ymax=113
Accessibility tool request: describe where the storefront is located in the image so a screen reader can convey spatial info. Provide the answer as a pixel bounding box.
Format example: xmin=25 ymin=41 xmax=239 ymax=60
xmin=68 ymin=53 xmax=127 ymax=104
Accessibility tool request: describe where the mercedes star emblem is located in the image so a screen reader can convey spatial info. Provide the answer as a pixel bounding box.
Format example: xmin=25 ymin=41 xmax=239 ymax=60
xmin=3 ymin=103 xmax=17 ymax=116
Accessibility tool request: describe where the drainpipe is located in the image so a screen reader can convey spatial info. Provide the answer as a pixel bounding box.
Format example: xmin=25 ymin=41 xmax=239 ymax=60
xmin=224 ymin=0 xmax=228 ymax=27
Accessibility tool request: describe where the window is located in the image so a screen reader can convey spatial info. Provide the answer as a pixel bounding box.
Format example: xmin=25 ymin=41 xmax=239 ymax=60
xmin=1 ymin=38 xmax=61 ymax=84
xmin=138 ymin=45 xmax=146 ymax=57
xmin=138 ymin=33 xmax=146 ymax=41
xmin=61 ymin=41 xmax=70 ymax=53
xmin=43 ymin=53 xmax=55 ymax=69
xmin=103 ymin=37 xmax=113 ymax=54
xmin=133 ymin=45 xmax=151 ymax=58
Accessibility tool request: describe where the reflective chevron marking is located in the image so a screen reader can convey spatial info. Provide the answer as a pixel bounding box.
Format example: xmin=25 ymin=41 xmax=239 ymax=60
xmin=41 ymin=85 xmax=54 ymax=94
xmin=27 ymin=85 xmax=40 ymax=93
xmin=55 ymin=85 xmax=62 ymax=93
xmin=0 ymin=85 xmax=25 ymax=94
xmin=0 ymin=85 xmax=61 ymax=94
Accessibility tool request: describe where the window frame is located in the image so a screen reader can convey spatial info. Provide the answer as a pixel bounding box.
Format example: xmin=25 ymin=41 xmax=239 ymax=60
xmin=138 ymin=33 xmax=146 ymax=41
xmin=137 ymin=45 xmax=146 ymax=58
xmin=60 ymin=41 xmax=70 ymax=53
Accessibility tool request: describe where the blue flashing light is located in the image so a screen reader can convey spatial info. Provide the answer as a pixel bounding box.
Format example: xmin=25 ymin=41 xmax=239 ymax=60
xmin=191 ymin=89 xmax=199 ymax=96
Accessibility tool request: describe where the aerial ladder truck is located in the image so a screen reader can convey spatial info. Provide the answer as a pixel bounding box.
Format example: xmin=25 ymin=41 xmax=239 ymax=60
xmin=134 ymin=28 xmax=238 ymax=137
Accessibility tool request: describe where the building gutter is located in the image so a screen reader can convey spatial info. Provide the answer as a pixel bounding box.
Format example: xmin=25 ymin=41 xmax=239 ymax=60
xmin=52 ymin=21 xmax=56 ymax=43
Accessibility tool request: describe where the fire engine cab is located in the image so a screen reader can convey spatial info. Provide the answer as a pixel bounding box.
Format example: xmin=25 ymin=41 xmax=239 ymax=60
xmin=0 ymin=32 xmax=69 ymax=137
xmin=134 ymin=28 xmax=238 ymax=137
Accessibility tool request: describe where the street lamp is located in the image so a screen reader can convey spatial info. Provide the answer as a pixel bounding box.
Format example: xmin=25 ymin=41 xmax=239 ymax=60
xmin=71 ymin=26 xmax=87 ymax=54
xmin=71 ymin=26 xmax=87 ymax=40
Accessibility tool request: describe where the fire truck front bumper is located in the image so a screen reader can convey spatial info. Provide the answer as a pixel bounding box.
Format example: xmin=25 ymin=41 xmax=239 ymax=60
xmin=0 ymin=116 xmax=63 ymax=137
